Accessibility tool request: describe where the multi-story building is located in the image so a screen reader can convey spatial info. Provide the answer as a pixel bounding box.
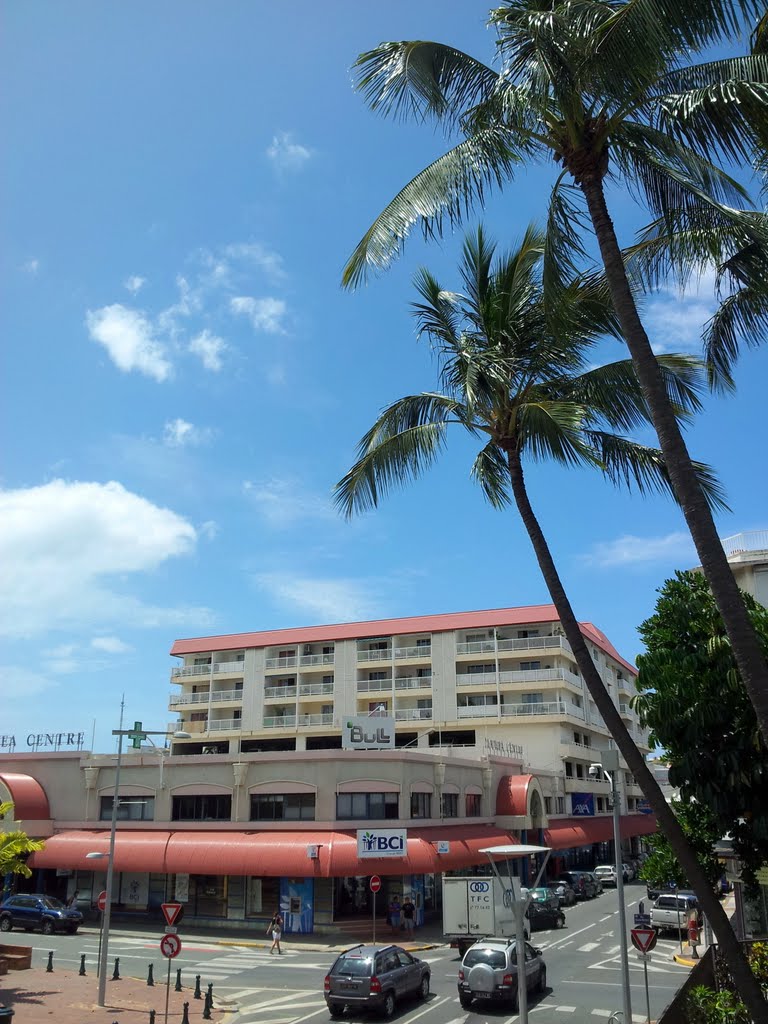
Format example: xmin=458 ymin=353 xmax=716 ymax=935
xmin=720 ymin=531 xmax=768 ymax=606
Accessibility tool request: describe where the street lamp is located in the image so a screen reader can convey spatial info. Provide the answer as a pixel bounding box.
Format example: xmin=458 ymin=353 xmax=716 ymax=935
xmin=93 ymin=711 xmax=190 ymax=1007
xmin=591 ymin=751 xmax=632 ymax=1024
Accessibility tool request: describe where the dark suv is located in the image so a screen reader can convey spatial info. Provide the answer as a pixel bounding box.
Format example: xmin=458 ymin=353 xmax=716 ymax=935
xmin=557 ymin=871 xmax=598 ymax=900
xmin=0 ymin=894 xmax=83 ymax=935
xmin=324 ymin=943 xmax=430 ymax=1018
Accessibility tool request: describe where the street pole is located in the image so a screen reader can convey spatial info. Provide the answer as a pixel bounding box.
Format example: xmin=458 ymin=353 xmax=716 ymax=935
xmin=97 ymin=703 xmax=125 ymax=1007
xmin=603 ymin=751 xmax=632 ymax=1024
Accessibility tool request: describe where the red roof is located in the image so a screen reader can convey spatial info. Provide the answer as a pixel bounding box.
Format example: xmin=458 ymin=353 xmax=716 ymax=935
xmin=170 ymin=605 xmax=636 ymax=675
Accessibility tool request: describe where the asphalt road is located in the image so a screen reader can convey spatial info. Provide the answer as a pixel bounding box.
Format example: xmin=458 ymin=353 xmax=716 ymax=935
xmin=16 ymin=883 xmax=693 ymax=1024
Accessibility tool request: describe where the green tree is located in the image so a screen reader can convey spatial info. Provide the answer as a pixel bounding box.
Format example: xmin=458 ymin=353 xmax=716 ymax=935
xmin=639 ymin=798 xmax=723 ymax=893
xmin=341 ymin=0 xmax=768 ymax=764
xmin=334 ymin=225 xmax=767 ymax=1020
xmin=635 ymin=571 xmax=768 ymax=891
xmin=0 ymin=802 xmax=44 ymax=881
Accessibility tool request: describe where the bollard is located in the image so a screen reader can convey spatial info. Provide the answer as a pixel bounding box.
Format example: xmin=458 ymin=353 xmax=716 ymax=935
xmin=175 ymin=967 xmax=183 ymax=992
xmin=149 ymin=1011 xmax=156 ymax=1024
xmin=202 ymin=996 xmax=212 ymax=1022
xmin=46 ymin=951 xmax=54 ymax=973
xmin=147 ymin=963 xmax=154 ymax=986
xmin=194 ymin=974 xmax=202 ymax=999
xmin=112 ymin=956 xmax=121 ymax=980
xmin=79 ymin=953 xmax=87 ymax=976
xmin=182 ymin=1002 xmax=190 ymax=1024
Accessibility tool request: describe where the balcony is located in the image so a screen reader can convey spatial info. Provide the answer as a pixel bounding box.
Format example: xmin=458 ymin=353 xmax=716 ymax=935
xmin=299 ymin=713 xmax=334 ymax=727
xmin=395 ymin=707 xmax=433 ymax=721
xmin=168 ymin=720 xmax=206 ymax=734
xmin=210 ymin=689 xmax=243 ymax=703
xmin=497 ymin=635 xmax=572 ymax=654
xmin=170 ymin=660 xmax=244 ymax=679
xmin=559 ymin=741 xmax=595 ymax=759
xmin=299 ymin=653 xmax=335 ymax=667
xmin=357 ymin=648 xmax=392 ymax=663
xmin=265 ymin=656 xmax=297 ymax=670
xmin=208 ymin=718 xmax=242 ymax=732
xmin=263 ymin=715 xmax=297 ymax=728
xmin=456 ymin=672 xmax=497 ymax=687
xmin=619 ymin=703 xmax=633 ymax=717
xmin=457 ymin=704 xmax=499 ymax=719
xmin=722 ymin=530 xmax=768 ymax=556
xmin=356 ymin=678 xmax=393 ymax=692
xmin=394 ymin=676 xmax=432 ymax=690
xmin=500 ymin=700 xmax=585 ymax=719
xmin=298 ymin=681 xmax=334 ymax=697
xmin=499 ymin=668 xmax=582 ymax=687
xmin=264 ymin=685 xmax=297 ymax=700
xmin=168 ymin=690 xmax=210 ymax=706
xmin=394 ymin=645 xmax=431 ymax=659
xmin=456 ymin=640 xmax=496 ymax=655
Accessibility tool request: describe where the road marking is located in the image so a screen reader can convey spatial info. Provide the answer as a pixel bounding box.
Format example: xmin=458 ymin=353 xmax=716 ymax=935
xmin=600 ymin=915 xmax=612 ymax=922
xmin=591 ymin=1011 xmax=612 ymax=1018
xmin=555 ymin=1007 xmax=577 ymax=1012
xmin=545 ymin=918 xmax=598 ymax=950
xmin=578 ymin=942 xmax=600 ymax=951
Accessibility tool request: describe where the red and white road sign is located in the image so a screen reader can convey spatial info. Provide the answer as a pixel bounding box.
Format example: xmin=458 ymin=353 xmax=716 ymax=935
xmin=369 ymin=875 xmax=382 ymax=893
xmin=631 ymin=927 xmax=658 ymax=954
xmin=160 ymin=933 xmax=182 ymax=959
xmin=96 ymin=891 xmax=108 ymax=913
xmin=161 ymin=902 xmax=183 ymax=926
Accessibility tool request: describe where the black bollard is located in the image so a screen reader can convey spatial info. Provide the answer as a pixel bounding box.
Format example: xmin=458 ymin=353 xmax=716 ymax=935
xmin=175 ymin=966 xmax=182 ymax=992
xmin=202 ymin=996 xmax=212 ymax=1022
xmin=79 ymin=953 xmax=87 ymax=976
xmin=112 ymin=956 xmax=120 ymax=980
xmin=46 ymin=951 xmax=54 ymax=973
xmin=149 ymin=1011 xmax=156 ymax=1024
xmin=182 ymin=1002 xmax=190 ymax=1024
xmin=147 ymin=963 xmax=154 ymax=987
xmin=193 ymin=974 xmax=202 ymax=999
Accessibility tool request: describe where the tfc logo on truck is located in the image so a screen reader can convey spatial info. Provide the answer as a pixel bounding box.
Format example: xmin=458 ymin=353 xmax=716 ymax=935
xmin=468 ymin=880 xmax=491 ymax=903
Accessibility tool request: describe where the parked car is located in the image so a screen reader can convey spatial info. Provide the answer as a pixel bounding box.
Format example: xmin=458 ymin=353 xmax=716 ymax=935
xmin=324 ymin=943 xmax=430 ymax=1019
xmin=547 ymin=881 xmax=576 ymax=906
xmin=557 ymin=871 xmax=598 ymax=900
xmin=622 ymin=863 xmax=635 ymax=882
xmin=525 ymin=887 xmax=560 ymax=912
xmin=651 ymin=894 xmax=702 ymax=935
xmin=587 ymin=871 xmax=603 ymax=895
xmin=457 ymin=937 xmax=547 ymax=1010
xmin=594 ymin=865 xmax=618 ymax=887
xmin=527 ymin=901 xmax=566 ymax=932
xmin=0 ymin=894 xmax=83 ymax=935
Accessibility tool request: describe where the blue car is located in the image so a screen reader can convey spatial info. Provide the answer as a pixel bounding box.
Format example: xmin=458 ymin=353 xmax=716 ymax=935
xmin=0 ymin=894 xmax=83 ymax=935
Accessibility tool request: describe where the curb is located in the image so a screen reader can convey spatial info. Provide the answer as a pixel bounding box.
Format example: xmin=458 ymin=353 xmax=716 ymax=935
xmin=215 ymin=939 xmax=442 ymax=953
xmin=672 ymin=953 xmax=699 ymax=967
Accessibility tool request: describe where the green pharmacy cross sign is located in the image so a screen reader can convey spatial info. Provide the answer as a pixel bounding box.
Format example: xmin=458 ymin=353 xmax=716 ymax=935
xmin=127 ymin=721 xmax=148 ymax=749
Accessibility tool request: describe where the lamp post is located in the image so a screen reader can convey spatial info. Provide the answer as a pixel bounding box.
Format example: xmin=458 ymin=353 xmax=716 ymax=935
xmin=594 ymin=751 xmax=632 ymax=1024
xmin=92 ymin=711 xmax=190 ymax=1007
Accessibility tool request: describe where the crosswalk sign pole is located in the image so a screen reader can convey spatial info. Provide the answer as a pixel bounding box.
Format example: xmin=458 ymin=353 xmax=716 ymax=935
xmin=643 ymin=956 xmax=651 ymax=1024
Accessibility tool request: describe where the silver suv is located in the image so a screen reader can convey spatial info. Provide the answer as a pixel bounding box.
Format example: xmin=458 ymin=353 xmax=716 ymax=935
xmin=324 ymin=944 xmax=430 ymax=1019
xmin=651 ymin=894 xmax=701 ymax=935
xmin=458 ymin=937 xmax=547 ymax=1010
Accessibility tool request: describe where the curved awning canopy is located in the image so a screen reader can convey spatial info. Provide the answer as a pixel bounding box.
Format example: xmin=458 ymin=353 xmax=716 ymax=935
xmin=0 ymin=773 xmax=51 ymax=825
xmin=544 ymin=814 xmax=656 ymax=850
xmin=29 ymin=824 xmax=519 ymax=877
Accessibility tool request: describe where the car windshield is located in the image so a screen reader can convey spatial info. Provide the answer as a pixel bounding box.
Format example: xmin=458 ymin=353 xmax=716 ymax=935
xmin=464 ymin=948 xmax=513 ymax=969
xmin=333 ymin=956 xmax=372 ymax=977
xmin=40 ymin=897 xmax=65 ymax=909
xmin=529 ymin=888 xmax=550 ymax=901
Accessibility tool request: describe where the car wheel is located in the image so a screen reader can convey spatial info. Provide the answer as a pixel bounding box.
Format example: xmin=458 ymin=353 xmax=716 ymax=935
xmin=68 ymin=927 xmax=79 ymax=935
xmin=419 ymin=975 xmax=430 ymax=1000
xmin=555 ymin=913 xmax=565 ymax=929
xmin=380 ymin=992 xmax=396 ymax=1019
xmin=459 ymin=992 xmax=473 ymax=1009
xmin=0 ymin=917 xmax=12 ymax=932
xmin=538 ymin=966 xmax=547 ymax=993
xmin=42 ymin=919 xmax=54 ymax=935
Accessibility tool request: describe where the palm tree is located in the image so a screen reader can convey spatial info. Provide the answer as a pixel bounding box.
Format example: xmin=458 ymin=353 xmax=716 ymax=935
xmin=341 ymin=0 xmax=768 ymax=756
xmin=0 ymin=802 xmax=44 ymax=881
xmin=335 ymin=226 xmax=768 ymax=1020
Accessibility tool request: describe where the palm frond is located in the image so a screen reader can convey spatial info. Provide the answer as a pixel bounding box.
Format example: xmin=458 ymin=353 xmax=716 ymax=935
xmin=411 ymin=267 xmax=463 ymax=346
xmin=654 ymin=54 xmax=768 ymax=93
xmin=542 ymin=176 xmax=592 ymax=302
xmin=704 ymin=286 xmax=768 ymax=392
xmin=470 ymin=441 xmax=513 ymax=509
xmin=516 ymin=400 xmax=595 ymax=467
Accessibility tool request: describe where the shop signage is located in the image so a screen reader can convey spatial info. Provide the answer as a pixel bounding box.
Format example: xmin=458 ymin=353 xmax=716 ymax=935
xmin=483 ymin=737 xmax=524 ymax=759
xmin=637 ymin=799 xmax=653 ymax=815
xmin=0 ymin=731 xmax=85 ymax=751
xmin=571 ymin=793 xmax=595 ymax=816
xmin=175 ymin=874 xmax=189 ymax=903
xmin=435 ymin=840 xmax=450 ymax=854
xmin=342 ymin=716 xmax=395 ymax=750
xmin=357 ymin=828 xmax=407 ymax=858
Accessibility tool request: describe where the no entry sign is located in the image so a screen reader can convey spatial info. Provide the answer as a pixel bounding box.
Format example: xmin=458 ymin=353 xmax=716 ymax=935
xmin=97 ymin=891 xmax=108 ymax=912
xmin=160 ymin=933 xmax=182 ymax=959
xmin=370 ymin=875 xmax=382 ymax=893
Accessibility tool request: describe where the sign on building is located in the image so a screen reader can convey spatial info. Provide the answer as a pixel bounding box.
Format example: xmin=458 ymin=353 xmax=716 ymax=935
xmin=357 ymin=828 xmax=407 ymax=858
xmin=342 ymin=716 xmax=395 ymax=750
xmin=571 ymin=793 xmax=595 ymax=816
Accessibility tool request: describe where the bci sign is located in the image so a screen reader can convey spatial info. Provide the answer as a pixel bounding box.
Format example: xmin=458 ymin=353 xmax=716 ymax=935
xmin=357 ymin=828 xmax=407 ymax=859
xmin=342 ymin=715 xmax=395 ymax=750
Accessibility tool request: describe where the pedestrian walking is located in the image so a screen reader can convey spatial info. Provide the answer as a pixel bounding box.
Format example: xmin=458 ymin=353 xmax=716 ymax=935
xmin=388 ymin=896 xmax=401 ymax=936
xmin=267 ymin=910 xmax=283 ymax=954
xmin=402 ymin=895 xmax=416 ymax=936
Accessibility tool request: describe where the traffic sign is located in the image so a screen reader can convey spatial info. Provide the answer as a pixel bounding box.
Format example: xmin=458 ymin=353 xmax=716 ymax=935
xmin=97 ymin=890 xmax=108 ymax=913
xmin=631 ymin=927 xmax=658 ymax=954
xmin=634 ymin=913 xmax=652 ymax=926
xmin=370 ymin=875 xmax=382 ymax=893
xmin=160 ymin=933 xmax=182 ymax=959
xmin=161 ymin=902 xmax=183 ymax=926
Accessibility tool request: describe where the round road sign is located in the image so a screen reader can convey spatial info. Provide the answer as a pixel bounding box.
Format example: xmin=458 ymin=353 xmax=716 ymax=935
xmin=160 ymin=933 xmax=182 ymax=959
xmin=97 ymin=891 xmax=108 ymax=913
xmin=369 ymin=875 xmax=382 ymax=893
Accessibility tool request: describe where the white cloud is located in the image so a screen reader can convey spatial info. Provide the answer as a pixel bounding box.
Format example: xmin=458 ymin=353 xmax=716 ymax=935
xmin=42 ymin=643 xmax=79 ymax=674
xmin=200 ymin=520 xmax=219 ymax=540
xmin=21 ymin=259 xmax=40 ymax=275
xmin=266 ymin=131 xmax=312 ymax=171
xmin=0 ymin=479 xmax=209 ymax=637
xmin=189 ymin=329 xmax=227 ymax=371
xmin=644 ymin=267 xmax=721 ymax=354
xmin=86 ymin=304 xmax=172 ymax=382
xmin=253 ymin=572 xmax=379 ymax=622
xmin=124 ymin=275 xmax=146 ymax=294
xmin=163 ymin=418 xmax=212 ymax=448
xmin=223 ymin=242 xmax=285 ymax=281
xmin=90 ymin=635 xmax=133 ymax=653
xmin=242 ymin=478 xmax=334 ymax=528
xmin=230 ymin=295 xmax=287 ymax=334
xmin=0 ymin=665 xmax=56 ymax=699
xmin=580 ymin=530 xmax=696 ymax=569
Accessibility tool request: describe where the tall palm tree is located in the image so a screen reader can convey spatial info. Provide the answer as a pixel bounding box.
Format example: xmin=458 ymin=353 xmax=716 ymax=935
xmin=335 ymin=226 xmax=767 ymax=1020
xmin=341 ymin=0 xmax=768 ymax=756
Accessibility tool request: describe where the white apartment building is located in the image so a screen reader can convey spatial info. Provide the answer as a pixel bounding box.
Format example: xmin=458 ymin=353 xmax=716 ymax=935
xmin=721 ymin=531 xmax=768 ymax=606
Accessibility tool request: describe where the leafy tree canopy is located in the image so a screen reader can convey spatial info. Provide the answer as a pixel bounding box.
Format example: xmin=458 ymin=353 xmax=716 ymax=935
xmin=640 ymin=797 xmax=723 ymax=892
xmin=635 ymin=571 xmax=768 ymax=890
xmin=0 ymin=802 xmax=44 ymax=880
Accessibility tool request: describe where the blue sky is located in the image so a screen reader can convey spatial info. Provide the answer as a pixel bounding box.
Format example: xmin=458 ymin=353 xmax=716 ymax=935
xmin=2 ymin=2 xmax=766 ymax=753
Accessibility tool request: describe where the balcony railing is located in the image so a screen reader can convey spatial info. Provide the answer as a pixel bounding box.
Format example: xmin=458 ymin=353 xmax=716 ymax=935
xmin=169 ymin=720 xmax=206 ymax=733
xmin=395 ymin=707 xmax=433 ymax=721
xmin=501 ymin=700 xmax=585 ymax=719
xmin=170 ymin=660 xmax=245 ymax=678
xmin=455 ymin=667 xmax=582 ymax=687
xmin=456 ymin=672 xmax=497 ymax=687
xmin=263 ymin=715 xmax=297 ymax=728
xmin=721 ymin=530 xmax=768 ymax=556
xmin=299 ymin=713 xmax=334 ymax=726
xmin=394 ymin=645 xmax=431 ymax=659
xmin=356 ymin=678 xmax=393 ymax=691
xmin=357 ymin=648 xmax=392 ymax=662
xmin=497 ymin=635 xmax=571 ymax=654
xmin=298 ymin=682 xmax=334 ymax=696
xmin=264 ymin=685 xmax=297 ymax=699
xmin=210 ymin=689 xmax=244 ymax=703
xmin=394 ymin=676 xmax=432 ymax=690
xmin=168 ymin=690 xmax=210 ymax=705
xmin=265 ymin=656 xmax=297 ymax=669
xmin=208 ymin=718 xmax=242 ymax=732
xmin=456 ymin=640 xmax=497 ymax=655
xmin=457 ymin=704 xmax=500 ymax=718
xmin=299 ymin=653 xmax=335 ymax=667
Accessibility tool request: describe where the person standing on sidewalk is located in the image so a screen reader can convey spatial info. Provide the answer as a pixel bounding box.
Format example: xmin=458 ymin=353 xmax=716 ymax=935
xmin=401 ymin=895 xmax=416 ymax=937
xmin=388 ymin=896 xmax=401 ymax=936
xmin=267 ymin=910 xmax=283 ymax=954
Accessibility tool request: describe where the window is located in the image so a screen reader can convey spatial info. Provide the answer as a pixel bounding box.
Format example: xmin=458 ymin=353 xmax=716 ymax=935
xmin=278 ymin=650 xmax=293 ymax=659
xmin=100 ymin=796 xmax=155 ymax=821
xmin=410 ymin=792 xmax=432 ymax=818
xmin=416 ymin=667 xmax=431 ymax=678
xmin=459 ymin=694 xmax=498 ymax=707
xmin=371 ymin=641 xmax=389 ymax=651
xmin=576 ymin=764 xmax=584 ymax=778
xmin=368 ymin=671 xmax=387 ymax=681
xmin=441 ymin=793 xmax=458 ymax=818
xmin=517 ymin=630 xmax=539 ymax=638
xmin=194 ymin=657 xmax=211 ymax=666
xmin=597 ymin=797 xmax=604 ymax=812
xmin=322 ymin=674 xmax=333 ymax=684
xmin=172 ymin=794 xmax=232 ymax=821
xmin=556 ymin=796 xmax=565 ymax=814
xmin=465 ymin=793 xmax=482 ymax=816
xmin=250 ymin=793 xmax=315 ymax=821
xmin=522 ymin=692 xmax=543 ymax=704
xmin=519 ymin=661 xmax=541 ymax=671
xmin=467 ymin=663 xmax=493 ymax=674
xmin=235 ymin=653 xmax=245 ymax=662
xmin=544 ymin=797 xmax=552 ymax=815
xmin=465 ymin=634 xmax=487 ymax=643
xmin=565 ymin=762 xmax=573 ymax=777
xmin=336 ymin=792 xmax=399 ymax=820
xmin=416 ymin=638 xmax=430 ymax=648
xmin=233 ymin=709 xmax=242 ymax=720
xmin=323 ymin=646 xmax=334 ymax=655
xmin=234 ymin=681 xmax=243 ymax=692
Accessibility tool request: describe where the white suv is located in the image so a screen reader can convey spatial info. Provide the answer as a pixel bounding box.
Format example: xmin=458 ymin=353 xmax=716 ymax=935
xmin=651 ymin=894 xmax=701 ymax=935
xmin=593 ymin=865 xmax=618 ymax=887
xmin=457 ymin=937 xmax=547 ymax=1011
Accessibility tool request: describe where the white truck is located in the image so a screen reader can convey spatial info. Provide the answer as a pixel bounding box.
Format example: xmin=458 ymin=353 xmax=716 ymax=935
xmin=442 ymin=875 xmax=530 ymax=955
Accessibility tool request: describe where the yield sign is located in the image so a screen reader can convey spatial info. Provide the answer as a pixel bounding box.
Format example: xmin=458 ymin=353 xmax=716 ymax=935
xmin=161 ymin=902 xmax=183 ymax=927
xmin=631 ymin=927 xmax=658 ymax=954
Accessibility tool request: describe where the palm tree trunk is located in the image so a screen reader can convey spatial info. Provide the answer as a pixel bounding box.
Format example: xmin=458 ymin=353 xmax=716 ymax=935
xmin=505 ymin=447 xmax=768 ymax=1023
xmin=579 ymin=174 xmax=768 ymax=753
